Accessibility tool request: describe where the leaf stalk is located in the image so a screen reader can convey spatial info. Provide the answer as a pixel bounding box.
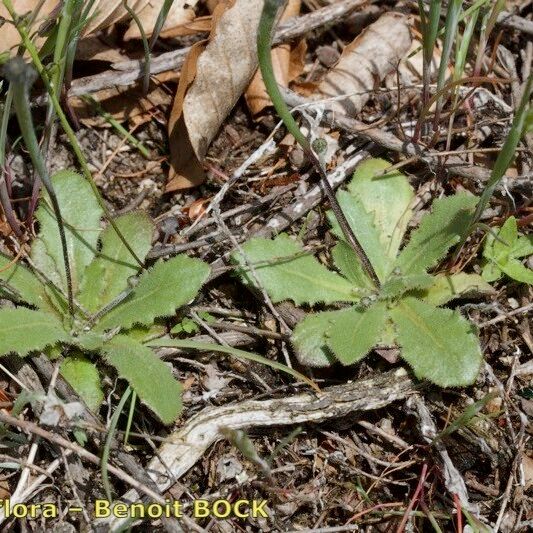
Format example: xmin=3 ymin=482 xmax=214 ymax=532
xmin=257 ymin=0 xmax=381 ymax=287
xmin=3 ymin=57 xmax=74 ymax=316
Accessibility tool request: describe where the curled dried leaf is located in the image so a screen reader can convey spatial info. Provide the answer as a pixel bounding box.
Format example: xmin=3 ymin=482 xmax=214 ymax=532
xmin=124 ymin=0 xmax=201 ymax=41
xmin=0 ymin=0 xmax=199 ymax=52
xmin=83 ymin=0 xmax=149 ymax=36
xmin=186 ymin=198 xmax=210 ymax=221
xmin=317 ymin=12 xmax=412 ymax=116
xmin=0 ymin=0 xmax=58 ymax=53
xmin=167 ymin=0 xmax=263 ymax=191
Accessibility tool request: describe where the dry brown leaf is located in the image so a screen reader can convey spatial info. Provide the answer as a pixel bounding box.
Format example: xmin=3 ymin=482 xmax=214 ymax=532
xmin=75 ymin=35 xmax=130 ymax=63
xmin=186 ymin=198 xmax=210 ymax=221
xmin=206 ymin=0 xmax=222 ymax=12
xmin=160 ymin=15 xmax=213 ymax=37
xmin=0 ymin=388 xmax=10 ymax=404
xmin=84 ymin=0 xmax=150 ymax=36
xmin=317 ymin=12 xmax=411 ymax=116
xmin=0 ymin=0 xmax=58 ymax=53
xmin=1 ymin=0 xmax=201 ymax=52
xmin=0 ymin=480 xmax=10 ymax=501
xmin=245 ymin=0 xmax=303 ymax=116
xmin=0 ymin=1 xmax=148 ymax=51
xmin=70 ymin=77 xmax=172 ymax=127
xmin=124 ymin=0 xmax=200 ymax=40
xmin=0 ymin=221 xmax=13 ymax=238
xmin=166 ymin=0 xmax=263 ymax=191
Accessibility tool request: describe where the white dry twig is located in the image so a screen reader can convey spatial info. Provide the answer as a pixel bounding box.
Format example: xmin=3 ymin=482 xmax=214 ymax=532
xmin=100 ymin=368 xmax=416 ymax=531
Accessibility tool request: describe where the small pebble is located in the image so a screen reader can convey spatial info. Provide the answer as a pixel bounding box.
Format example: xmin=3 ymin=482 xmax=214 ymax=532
xmin=316 ymin=45 xmax=340 ymax=68
xmin=289 ymin=146 xmax=306 ymax=168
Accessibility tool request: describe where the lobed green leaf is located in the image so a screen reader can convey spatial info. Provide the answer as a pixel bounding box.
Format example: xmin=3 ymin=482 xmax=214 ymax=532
xmin=513 ymin=234 xmax=533 ymax=259
xmin=329 ymin=191 xmax=392 ymax=281
xmin=0 ymin=253 xmax=52 ymax=311
xmin=379 ymin=273 xmax=434 ymax=299
xmin=395 ymin=194 xmax=477 ymax=274
xmin=499 ymin=259 xmax=533 ymax=285
xmin=347 ymin=158 xmax=414 ymax=261
xmin=481 ymin=261 xmax=502 ymax=283
xmin=234 ymin=235 xmax=360 ymax=305
xmin=390 ymin=297 xmax=482 ymax=387
xmin=377 ymin=318 xmax=397 ymax=347
xmin=327 ymin=302 xmax=387 ymax=365
xmin=291 ymin=311 xmax=342 ymax=367
xmin=102 ymin=335 xmax=182 ymax=424
xmin=71 ymin=332 xmax=106 ymax=352
xmin=0 ymin=308 xmax=69 ymax=357
xmin=78 ymin=212 xmax=153 ymax=312
xmin=31 ymin=170 xmax=103 ymax=293
xmin=60 ymin=355 xmax=104 ymax=412
xmin=331 ymin=241 xmax=374 ymax=290
xmin=487 ymin=216 xmax=517 ymax=262
xmin=417 ymin=273 xmax=494 ymax=306
xmin=482 ymin=217 xmax=533 ymax=285
xmin=94 ymin=255 xmax=210 ymax=332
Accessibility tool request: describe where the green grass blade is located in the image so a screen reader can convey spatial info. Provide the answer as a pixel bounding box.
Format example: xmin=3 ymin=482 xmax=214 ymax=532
xmin=101 ymin=387 xmax=131 ymax=502
xmin=432 ymin=391 xmax=498 ymax=443
xmin=2 ymin=0 xmax=145 ymax=269
xmin=80 ymin=95 xmax=150 ymax=157
xmin=471 ymin=75 xmax=532 ymax=225
xmin=122 ymin=0 xmax=151 ymax=95
xmin=149 ymin=0 xmax=176 ymax=49
xmin=418 ymin=0 xmax=442 ymax=110
xmin=434 ymin=0 xmax=463 ymax=123
xmin=455 ymin=9 xmax=479 ymax=83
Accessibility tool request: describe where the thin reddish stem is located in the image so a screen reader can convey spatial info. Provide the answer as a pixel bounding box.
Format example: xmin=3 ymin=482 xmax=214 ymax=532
xmin=397 ymin=463 xmax=428 ymax=532
xmin=454 ymin=493 xmax=463 ymax=533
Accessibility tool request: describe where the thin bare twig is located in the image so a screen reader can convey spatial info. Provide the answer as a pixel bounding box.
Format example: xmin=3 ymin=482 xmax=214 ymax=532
xmin=97 ymin=369 xmax=417 ymax=531
xmin=281 ymin=88 xmax=529 ymax=190
xmin=64 ymin=0 xmax=373 ymax=98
